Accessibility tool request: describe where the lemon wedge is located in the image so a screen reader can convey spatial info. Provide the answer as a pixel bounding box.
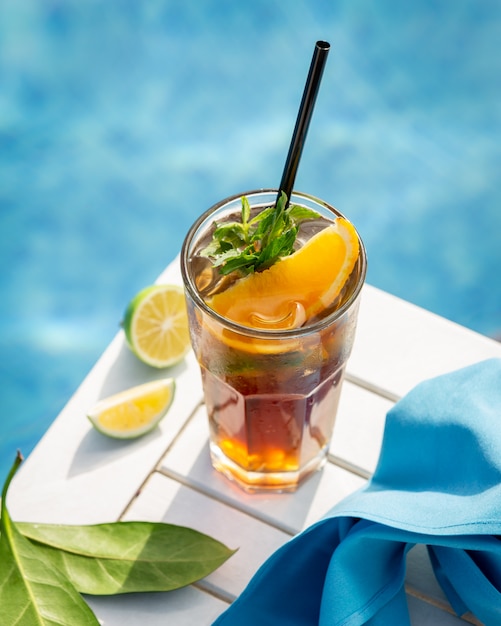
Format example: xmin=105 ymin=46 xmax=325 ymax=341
xmin=87 ymin=379 xmax=175 ymax=439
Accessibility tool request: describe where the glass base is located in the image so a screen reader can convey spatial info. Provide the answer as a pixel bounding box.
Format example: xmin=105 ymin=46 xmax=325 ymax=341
xmin=209 ymin=442 xmax=328 ymax=493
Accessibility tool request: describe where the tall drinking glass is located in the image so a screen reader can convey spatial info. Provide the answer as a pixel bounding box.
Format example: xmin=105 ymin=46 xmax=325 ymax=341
xmin=181 ymin=190 xmax=367 ymax=492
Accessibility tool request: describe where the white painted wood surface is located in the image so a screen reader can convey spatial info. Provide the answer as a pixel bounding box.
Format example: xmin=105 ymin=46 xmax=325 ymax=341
xmin=8 ymin=256 xmax=500 ymax=625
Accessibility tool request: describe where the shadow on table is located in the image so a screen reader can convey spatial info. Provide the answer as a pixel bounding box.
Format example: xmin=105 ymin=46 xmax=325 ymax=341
xmin=67 ymin=426 xmax=163 ymax=478
xmin=160 ymin=407 xmax=327 ymax=535
xmin=97 ymin=338 xmax=190 ymax=400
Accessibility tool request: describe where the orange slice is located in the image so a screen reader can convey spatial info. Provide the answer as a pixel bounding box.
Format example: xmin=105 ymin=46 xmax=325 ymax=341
xmin=207 ymin=217 xmax=360 ymax=330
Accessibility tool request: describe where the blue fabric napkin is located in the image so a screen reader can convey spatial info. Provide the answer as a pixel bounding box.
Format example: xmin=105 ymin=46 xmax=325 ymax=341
xmin=213 ymin=358 xmax=501 ymax=625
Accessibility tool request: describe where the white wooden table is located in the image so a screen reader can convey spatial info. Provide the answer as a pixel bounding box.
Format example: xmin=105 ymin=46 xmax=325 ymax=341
xmin=8 ymin=257 xmax=501 ymax=625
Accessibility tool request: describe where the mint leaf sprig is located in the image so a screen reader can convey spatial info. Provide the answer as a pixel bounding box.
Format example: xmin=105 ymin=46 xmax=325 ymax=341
xmin=201 ymin=191 xmax=320 ymax=276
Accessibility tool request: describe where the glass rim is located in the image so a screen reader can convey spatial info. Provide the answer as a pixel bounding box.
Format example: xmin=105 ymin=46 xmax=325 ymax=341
xmin=180 ymin=188 xmax=367 ymax=339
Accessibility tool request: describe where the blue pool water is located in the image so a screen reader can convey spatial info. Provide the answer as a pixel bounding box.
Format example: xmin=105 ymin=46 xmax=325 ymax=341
xmin=1 ymin=0 xmax=500 ymax=486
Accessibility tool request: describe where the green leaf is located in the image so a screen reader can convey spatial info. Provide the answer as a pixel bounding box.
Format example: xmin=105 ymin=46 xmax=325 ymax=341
xmin=1 ymin=453 xmax=236 ymax=622
xmin=214 ymin=221 xmax=247 ymax=244
xmin=248 ymin=205 xmax=274 ymax=226
xmin=241 ymin=195 xmax=251 ymax=224
xmin=217 ymin=252 xmax=259 ymax=275
xmin=201 ymin=192 xmax=320 ymax=276
xmin=17 ymin=520 xmax=236 ymax=595
xmin=0 ymin=453 xmax=99 ymax=626
xmin=256 ymin=226 xmax=298 ymax=271
xmin=287 ymin=204 xmax=321 ymax=222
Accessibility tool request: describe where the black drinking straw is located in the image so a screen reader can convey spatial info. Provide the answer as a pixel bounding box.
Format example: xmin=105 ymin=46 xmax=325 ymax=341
xmin=277 ymin=40 xmax=330 ymax=206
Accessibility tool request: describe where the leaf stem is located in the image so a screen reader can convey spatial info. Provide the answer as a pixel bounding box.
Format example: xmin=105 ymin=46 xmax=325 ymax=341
xmin=1 ymin=451 xmax=23 ymax=511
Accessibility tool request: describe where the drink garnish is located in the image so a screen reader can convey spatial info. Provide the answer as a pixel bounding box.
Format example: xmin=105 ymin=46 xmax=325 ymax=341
xmin=122 ymin=284 xmax=191 ymax=368
xmin=87 ymin=379 xmax=176 ymax=439
xmin=201 ymin=191 xmax=320 ymax=275
xmin=206 ymin=217 xmax=360 ymax=330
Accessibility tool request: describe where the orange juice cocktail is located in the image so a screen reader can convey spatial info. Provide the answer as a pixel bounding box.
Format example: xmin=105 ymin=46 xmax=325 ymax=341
xmin=181 ymin=190 xmax=366 ymax=492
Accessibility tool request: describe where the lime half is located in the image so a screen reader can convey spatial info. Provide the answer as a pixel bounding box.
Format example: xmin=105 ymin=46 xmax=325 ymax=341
xmin=123 ymin=284 xmax=191 ymax=368
xmin=87 ymin=378 xmax=175 ymax=439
